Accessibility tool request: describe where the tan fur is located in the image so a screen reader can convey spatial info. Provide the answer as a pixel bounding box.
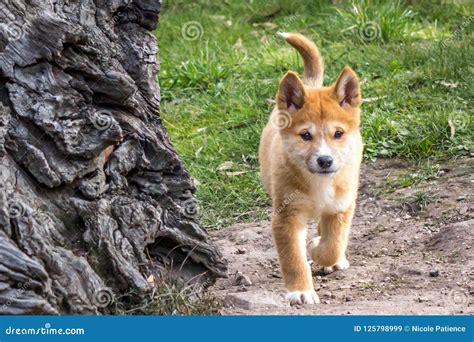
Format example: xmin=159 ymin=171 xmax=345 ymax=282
xmin=282 ymin=32 xmax=324 ymax=87
xmin=259 ymin=33 xmax=363 ymax=305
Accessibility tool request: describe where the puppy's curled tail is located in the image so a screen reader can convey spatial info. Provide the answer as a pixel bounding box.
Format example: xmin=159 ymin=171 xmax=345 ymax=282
xmin=277 ymin=32 xmax=324 ymax=88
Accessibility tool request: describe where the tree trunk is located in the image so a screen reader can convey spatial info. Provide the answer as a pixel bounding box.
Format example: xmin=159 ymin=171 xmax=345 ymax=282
xmin=0 ymin=0 xmax=226 ymax=314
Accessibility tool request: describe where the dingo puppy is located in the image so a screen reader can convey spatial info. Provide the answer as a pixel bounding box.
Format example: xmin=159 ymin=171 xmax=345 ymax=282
xmin=259 ymin=32 xmax=363 ymax=305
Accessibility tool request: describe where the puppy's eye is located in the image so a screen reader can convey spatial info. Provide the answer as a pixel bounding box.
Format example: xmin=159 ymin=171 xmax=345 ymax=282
xmin=334 ymin=130 xmax=344 ymax=139
xmin=300 ymin=132 xmax=312 ymax=141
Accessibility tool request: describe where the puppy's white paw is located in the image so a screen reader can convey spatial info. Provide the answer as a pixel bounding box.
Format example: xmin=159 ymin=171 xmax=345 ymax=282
xmin=322 ymin=258 xmax=350 ymax=274
xmin=322 ymin=266 xmax=335 ymax=274
xmin=335 ymin=257 xmax=350 ymax=270
xmin=286 ymin=290 xmax=320 ymax=305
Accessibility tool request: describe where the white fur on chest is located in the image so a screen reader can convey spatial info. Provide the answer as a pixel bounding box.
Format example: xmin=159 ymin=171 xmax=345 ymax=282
xmin=307 ymin=177 xmax=353 ymax=216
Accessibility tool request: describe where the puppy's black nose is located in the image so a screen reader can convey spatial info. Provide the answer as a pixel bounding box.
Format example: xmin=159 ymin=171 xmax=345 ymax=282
xmin=317 ymin=155 xmax=333 ymax=169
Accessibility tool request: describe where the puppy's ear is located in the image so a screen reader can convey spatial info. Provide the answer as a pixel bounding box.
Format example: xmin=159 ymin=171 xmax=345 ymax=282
xmin=276 ymin=71 xmax=306 ymax=112
xmin=333 ymin=67 xmax=361 ymax=108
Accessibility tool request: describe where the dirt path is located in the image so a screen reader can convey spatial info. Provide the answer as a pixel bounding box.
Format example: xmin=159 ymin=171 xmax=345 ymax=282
xmin=210 ymin=158 xmax=474 ymax=315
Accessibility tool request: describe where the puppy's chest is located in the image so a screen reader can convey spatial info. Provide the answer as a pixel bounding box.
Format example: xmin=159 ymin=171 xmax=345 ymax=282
xmin=307 ymin=181 xmax=352 ymax=215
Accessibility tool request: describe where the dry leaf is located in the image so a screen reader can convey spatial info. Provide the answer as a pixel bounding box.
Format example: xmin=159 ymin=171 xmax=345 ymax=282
xmin=217 ymin=161 xmax=234 ymax=171
xmin=211 ymin=15 xmax=226 ymax=21
xmin=253 ymin=22 xmax=278 ymax=30
xmin=448 ymin=119 xmax=456 ymax=138
xmin=260 ymin=35 xmax=269 ymax=44
xmin=224 ymin=171 xmax=249 ymax=177
xmin=435 ymin=80 xmax=459 ymax=88
xmin=363 ymin=95 xmax=388 ymax=103
xmin=147 ymin=274 xmax=156 ymax=285
xmin=194 ymin=146 xmax=203 ymax=158
xmin=233 ymin=38 xmax=243 ymax=49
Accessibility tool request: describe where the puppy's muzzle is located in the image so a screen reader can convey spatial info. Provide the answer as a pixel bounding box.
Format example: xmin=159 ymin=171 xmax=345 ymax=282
xmin=307 ymin=154 xmax=337 ymax=174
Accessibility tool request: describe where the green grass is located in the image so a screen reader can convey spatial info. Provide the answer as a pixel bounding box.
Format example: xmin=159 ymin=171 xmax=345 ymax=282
xmin=116 ymin=278 xmax=221 ymax=315
xmin=390 ymin=161 xmax=443 ymax=189
xmin=156 ymin=0 xmax=473 ymax=228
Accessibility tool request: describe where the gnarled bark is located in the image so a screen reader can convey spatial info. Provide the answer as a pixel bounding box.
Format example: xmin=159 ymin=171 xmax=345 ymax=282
xmin=0 ymin=0 xmax=226 ymax=314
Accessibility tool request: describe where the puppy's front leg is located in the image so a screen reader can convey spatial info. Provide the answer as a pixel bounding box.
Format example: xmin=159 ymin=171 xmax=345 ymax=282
xmin=310 ymin=204 xmax=355 ymax=274
xmin=272 ymin=211 xmax=319 ymax=305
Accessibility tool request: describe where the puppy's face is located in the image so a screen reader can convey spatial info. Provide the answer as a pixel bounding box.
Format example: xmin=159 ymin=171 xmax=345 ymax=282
xmin=276 ymin=68 xmax=362 ymax=176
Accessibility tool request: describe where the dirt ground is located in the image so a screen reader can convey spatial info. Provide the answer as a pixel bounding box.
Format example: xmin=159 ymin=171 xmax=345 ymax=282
xmin=210 ymin=158 xmax=474 ymax=315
